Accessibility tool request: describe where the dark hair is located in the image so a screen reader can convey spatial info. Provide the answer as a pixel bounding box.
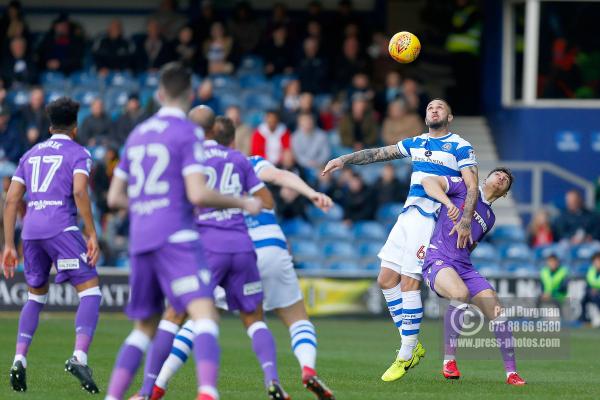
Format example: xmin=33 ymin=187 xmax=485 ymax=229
xmin=46 ymin=97 xmax=79 ymax=131
xmin=487 ymin=167 xmax=514 ymax=192
xmin=159 ymin=62 xmax=192 ymax=100
xmin=214 ymin=116 xmax=236 ymax=146
xmin=265 ymin=109 xmax=280 ymax=118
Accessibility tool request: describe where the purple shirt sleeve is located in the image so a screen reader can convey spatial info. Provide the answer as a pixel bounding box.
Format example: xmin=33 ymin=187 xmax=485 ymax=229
xmin=181 ymin=130 xmax=205 ymax=177
xmin=73 ymin=149 xmax=92 ymax=177
xmin=445 ymin=176 xmax=467 ymax=197
xmin=12 ymin=157 xmax=26 ymax=185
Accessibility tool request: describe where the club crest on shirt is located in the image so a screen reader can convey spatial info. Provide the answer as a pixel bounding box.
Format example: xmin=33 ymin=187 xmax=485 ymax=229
xmin=450 ymin=177 xmax=463 ymax=182
xmin=442 ymin=143 xmax=452 ymax=151
xmin=425 ymin=150 xmax=432 ymax=157
xmin=435 ymin=259 xmax=444 ymax=266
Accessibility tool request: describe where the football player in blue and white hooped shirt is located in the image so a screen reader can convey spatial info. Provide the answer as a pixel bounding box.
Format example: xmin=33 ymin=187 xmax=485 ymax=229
xmin=322 ymin=98 xmax=479 ymax=381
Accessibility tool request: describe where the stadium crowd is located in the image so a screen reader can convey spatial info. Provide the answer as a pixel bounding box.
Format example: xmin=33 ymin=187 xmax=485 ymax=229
xmin=1 ymin=0 xmax=599 ymax=275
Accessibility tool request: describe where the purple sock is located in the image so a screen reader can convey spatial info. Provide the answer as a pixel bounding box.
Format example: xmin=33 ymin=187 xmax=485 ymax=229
xmin=193 ymin=319 xmax=220 ymax=394
xmin=248 ymin=322 xmax=279 ymax=387
xmin=492 ymin=320 xmax=517 ymax=372
xmin=107 ymin=331 xmax=150 ymax=399
xmin=444 ymin=303 xmax=465 ymax=358
xmin=16 ymin=299 xmax=45 ymax=358
xmin=74 ymin=293 xmax=101 ymax=355
xmin=140 ymin=321 xmax=178 ymax=396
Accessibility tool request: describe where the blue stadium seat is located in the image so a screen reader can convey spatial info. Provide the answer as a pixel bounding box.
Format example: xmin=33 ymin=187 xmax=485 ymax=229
xmin=471 ymin=242 xmax=500 ymax=263
xmin=217 ymin=93 xmax=242 ymax=109
xmin=295 ymin=260 xmax=322 ymax=270
xmin=7 ymin=89 xmax=29 ymax=107
xmin=327 ymin=130 xmax=341 ymax=147
xmin=72 ymin=88 xmax=101 ymax=107
xmin=491 ymin=225 xmax=526 ymax=244
xmin=243 ymin=91 xmax=278 ymax=111
xmin=504 ymin=262 xmax=537 ymax=277
xmin=499 ymin=243 xmax=534 ymax=262
xmin=115 ymin=256 xmax=130 ymax=268
xmin=71 ymin=71 xmax=103 ymax=90
xmin=44 ymin=89 xmax=68 ymax=103
xmin=331 ymin=144 xmax=353 ymax=158
xmin=40 ymin=71 xmax=67 ymax=88
xmin=140 ymin=87 xmax=157 ymax=107
xmin=571 ymin=242 xmax=600 ymax=264
xmin=242 ymin=109 xmax=264 ymax=128
xmin=475 ymin=261 xmax=502 ymax=276
xmin=238 ymin=55 xmax=265 ymax=73
xmin=358 ymin=241 xmax=381 ymax=258
xmin=139 ymin=71 xmax=160 ymax=88
xmin=314 ymin=94 xmax=333 ymax=111
xmin=353 ymin=221 xmax=387 ymax=242
xmin=239 ymin=73 xmax=268 ymax=89
xmin=271 ymin=74 xmax=297 ymax=98
xmin=107 ymin=71 xmax=138 ymax=90
xmin=358 ymin=163 xmax=384 ymax=184
xmin=376 ymin=202 xmax=404 ymax=224
xmin=574 ymin=262 xmax=590 ymax=276
xmin=324 ymin=260 xmax=361 ymax=271
xmin=318 ymin=221 xmax=352 ymax=240
xmin=281 ymin=218 xmax=314 ymax=239
xmin=307 ymin=203 xmax=343 ymax=222
xmin=322 ymin=242 xmax=358 ymax=260
xmin=104 ymin=88 xmax=131 ymax=111
xmin=533 ymin=244 xmax=571 ymax=264
xmin=359 ymin=259 xmax=380 ymax=270
xmin=211 ymin=75 xmax=240 ymax=92
xmin=290 ymin=240 xmax=321 ymax=262
xmin=77 ymin=106 xmax=91 ymax=125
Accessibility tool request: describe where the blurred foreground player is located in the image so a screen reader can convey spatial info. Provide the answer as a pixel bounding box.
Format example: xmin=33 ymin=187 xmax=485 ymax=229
xmin=421 ymin=168 xmax=526 ymax=385
xmin=104 ymin=62 xmax=261 ymax=400
xmin=3 ymin=97 xmax=102 ymax=393
xmin=151 ymin=117 xmax=336 ymax=400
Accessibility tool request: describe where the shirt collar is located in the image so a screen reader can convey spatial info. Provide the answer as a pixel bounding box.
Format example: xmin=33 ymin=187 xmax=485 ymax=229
xmin=157 ymin=106 xmax=187 ymax=119
xmin=479 ymin=186 xmax=491 ymax=205
xmin=51 ymin=134 xmax=72 ymax=141
xmin=204 ymin=139 xmax=217 ymax=146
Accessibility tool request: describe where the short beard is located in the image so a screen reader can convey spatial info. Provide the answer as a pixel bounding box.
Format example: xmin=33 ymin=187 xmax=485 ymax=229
xmin=426 ymin=119 xmax=448 ymax=130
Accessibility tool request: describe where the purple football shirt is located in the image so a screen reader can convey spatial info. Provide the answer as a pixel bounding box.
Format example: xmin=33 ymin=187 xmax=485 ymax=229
xmin=12 ymin=134 xmax=92 ymax=240
xmin=424 ymin=176 xmax=496 ymax=267
xmin=195 ymin=140 xmax=264 ymax=253
xmin=115 ymin=107 xmax=206 ymax=255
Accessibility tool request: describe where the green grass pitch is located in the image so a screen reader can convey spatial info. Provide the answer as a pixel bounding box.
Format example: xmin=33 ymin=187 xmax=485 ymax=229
xmin=0 ymin=314 xmax=599 ymax=399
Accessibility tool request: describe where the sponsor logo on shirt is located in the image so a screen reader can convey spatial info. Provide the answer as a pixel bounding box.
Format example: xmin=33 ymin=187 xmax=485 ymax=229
xmin=131 ymin=198 xmax=170 ymax=215
xmin=197 ymin=208 xmax=242 ymax=221
xmin=473 ymin=210 xmax=488 ymax=232
xmin=57 ymin=258 xmax=80 ymax=270
xmin=450 ymin=177 xmax=463 ymax=182
xmin=413 ymin=156 xmax=445 ymax=166
xmin=171 ymin=275 xmax=200 ymax=296
xmin=442 ymin=143 xmax=452 ymax=151
xmin=243 ymin=281 xmax=263 ymax=296
xmin=28 ymin=200 xmax=64 ymax=210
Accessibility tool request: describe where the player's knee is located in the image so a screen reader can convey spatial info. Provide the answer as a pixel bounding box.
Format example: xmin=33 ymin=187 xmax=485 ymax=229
xmin=135 ymin=315 xmax=161 ymax=337
xmin=377 ymin=269 xmax=399 ymax=289
xmin=162 ymin=307 xmax=187 ymax=325
xmin=448 ymin=287 xmax=470 ymax=304
xmin=77 ymin=286 xmax=102 ymax=299
xmin=28 ymin=292 xmax=48 ymax=304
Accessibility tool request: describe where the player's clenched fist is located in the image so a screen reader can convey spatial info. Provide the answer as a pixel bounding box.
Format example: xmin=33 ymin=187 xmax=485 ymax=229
xmin=445 ymin=203 xmax=460 ymax=223
xmin=243 ymin=197 xmax=263 ymax=215
xmin=321 ymin=158 xmax=344 ymax=175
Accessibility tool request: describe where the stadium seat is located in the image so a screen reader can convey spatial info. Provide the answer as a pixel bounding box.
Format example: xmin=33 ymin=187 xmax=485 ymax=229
xmin=499 ymin=243 xmax=534 ymax=262
xmin=290 ymin=240 xmax=321 ymax=262
xmin=358 ymin=163 xmax=384 ymax=184
xmin=239 ymin=73 xmax=268 ymax=89
xmin=331 ymin=144 xmax=353 ymax=158
xmin=191 ymin=74 xmax=202 ymax=90
xmin=353 ymin=221 xmax=387 ymax=242
xmin=491 ymin=225 xmax=526 ymax=244
xmin=281 ymin=218 xmax=314 ymax=239
xmin=504 ymin=262 xmax=537 ymax=277
xmin=40 ymin=71 xmax=68 ymax=88
xmin=318 ymin=221 xmax=353 ymax=240
xmin=322 ymin=242 xmax=358 ymax=260
xmin=307 ymin=203 xmax=343 ymax=222
xmin=533 ymin=244 xmax=571 ymax=264
xmin=7 ymin=89 xmax=29 ymax=107
xmin=359 ymin=259 xmax=380 ymax=270
xmin=243 ymin=91 xmax=278 ymax=111
xmin=77 ymin=106 xmax=91 ymax=125
xmin=217 ymin=93 xmax=242 ymax=109
xmin=376 ymin=202 xmax=404 ymax=224
xmin=138 ymin=71 xmax=160 ymax=88
xmin=571 ymin=242 xmax=600 ymax=264
xmin=104 ymin=88 xmax=131 ymax=111
xmin=327 ymin=130 xmax=341 ymax=147
xmin=324 ymin=260 xmax=361 ymax=271
xmin=45 ymin=89 xmax=68 ymax=103
xmin=475 ymin=261 xmax=502 ymax=276
xmin=271 ymin=74 xmax=297 ymax=98
xmin=358 ymin=241 xmax=381 ymax=258
xmin=71 ymin=71 xmax=103 ymax=90
xmin=242 ymin=109 xmax=265 ymax=128
xmin=238 ymin=55 xmax=265 ymax=74
xmin=471 ymin=242 xmax=500 ymax=263
xmin=211 ymin=74 xmax=240 ymax=92
xmin=314 ymin=94 xmax=333 ymax=111
xmin=295 ymin=260 xmax=322 ymax=270
xmin=107 ymin=71 xmax=138 ymax=90
xmin=72 ymin=88 xmax=101 ymax=107
xmin=140 ymin=87 xmax=157 ymax=107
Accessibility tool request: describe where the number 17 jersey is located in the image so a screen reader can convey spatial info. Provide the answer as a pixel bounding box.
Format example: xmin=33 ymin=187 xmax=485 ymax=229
xmin=115 ymin=107 xmax=206 ymax=255
xmin=13 ymin=134 xmax=92 ymax=240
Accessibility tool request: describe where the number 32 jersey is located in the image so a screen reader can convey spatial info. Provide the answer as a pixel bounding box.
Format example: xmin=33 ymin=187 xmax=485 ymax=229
xmin=195 ymin=140 xmax=265 ymax=253
xmin=115 ymin=107 xmax=206 ymax=255
xmin=13 ymin=134 xmax=92 ymax=240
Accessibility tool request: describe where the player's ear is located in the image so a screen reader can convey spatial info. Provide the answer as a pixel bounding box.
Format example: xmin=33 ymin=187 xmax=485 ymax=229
xmin=72 ymin=126 xmax=78 ymax=139
xmin=447 ymin=113 xmax=454 ymax=123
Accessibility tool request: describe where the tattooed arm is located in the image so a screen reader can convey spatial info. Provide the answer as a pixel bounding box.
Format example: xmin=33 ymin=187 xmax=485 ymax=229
xmin=321 ymin=145 xmax=404 ymax=175
xmin=450 ymin=165 xmax=479 ymax=248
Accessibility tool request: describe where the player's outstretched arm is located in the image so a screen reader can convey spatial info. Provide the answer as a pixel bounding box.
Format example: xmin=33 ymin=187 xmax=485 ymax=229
xmin=259 ymin=166 xmax=332 ymax=212
xmin=184 ymin=172 xmax=262 ymax=215
xmin=321 ymin=145 xmax=404 ymax=175
xmin=252 ymin=187 xmax=275 ymax=210
xmin=2 ymin=181 xmax=25 ymax=278
xmin=421 ymin=176 xmax=460 ymax=222
xmin=453 ymin=165 xmax=479 ymax=248
xmin=73 ymin=173 xmax=99 ymax=266
xmin=107 ymin=176 xmax=129 ymax=210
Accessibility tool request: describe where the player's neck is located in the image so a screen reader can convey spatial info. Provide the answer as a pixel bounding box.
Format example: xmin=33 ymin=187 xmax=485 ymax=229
xmin=160 ymin=100 xmax=189 ymax=114
xmin=427 ymin=128 xmax=450 ymax=138
xmin=483 ymin=186 xmax=500 ymax=204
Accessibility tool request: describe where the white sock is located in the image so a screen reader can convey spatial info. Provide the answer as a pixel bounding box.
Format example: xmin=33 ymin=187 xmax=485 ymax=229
xmin=14 ymin=354 xmax=27 ymax=368
xmin=73 ymin=350 xmax=88 ymax=365
xmin=506 ymin=371 xmax=516 ymax=378
xmin=289 ymin=320 xmax=317 ymax=370
xmin=155 ymin=320 xmax=195 ymax=390
xmin=381 ymin=284 xmax=403 ymax=336
xmin=398 ymin=290 xmax=422 ymax=360
xmin=443 ymin=356 xmax=456 ymax=366
xmin=199 ymin=385 xmax=219 ymax=399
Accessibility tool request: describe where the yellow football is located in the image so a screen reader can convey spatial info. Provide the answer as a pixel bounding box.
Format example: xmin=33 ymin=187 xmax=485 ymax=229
xmin=388 ymin=31 xmax=421 ymax=64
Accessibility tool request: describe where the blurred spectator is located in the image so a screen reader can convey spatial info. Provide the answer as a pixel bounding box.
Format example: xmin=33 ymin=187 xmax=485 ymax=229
xmin=332 ymin=0 xmax=363 ymax=44
xmin=228 ymin=1 xmax=261 ymax=55
xmin=375 ymin=70 xmax=403 ymax=115
xmin=191 ymin=0 xmax=220 ymax=44
xmin=596 ymin=176 xmax=600 ymax=212
xmin=338 ymin=93 xmax=378 ymax=149
xmin=445 ymin=0 xmax=482 ymax=115
xmin=291 ymin=112 xmax=330 ymax=171
xmin=1 ymin=36 xmax=37 ymax=88
xmin=539 ymin=254 xmax=568 ymax=307
xmin=381 ymin=99 xmax=424 ymax=145
xmin=527 ymin=209 xmax=554 ymax=247
xmin=580 ymin=252 xmax=600 ymax=323
xmin=304 ymin=19 xmax=327 ymax=55
xmin=173 ymin=25 xmax=201 ymax=72
xmin=402 ymin=77 xmax=429 ymax=118
xmin=373 ymin=163 xmax=408 ymax=207
xmin=150 ymin=0 xmax=187 ymax=41
xmin=226 ymin=105 xmax=252 ymax=155
xmin=273 ymin=150 xmax=308 ymax=220
xmin=344 ymin=171 xmax=375 ymax=223
xmin=282 ymin=87 xmax=319 ymax=131
xmin=297 ymin=37 xmax=328 ymax=94
xmin=266 ymin=2 xmax=293 ymax=38
xmin=91 ymin=146 xmax=119 ymax=219
xmin=203 ymin=21 xmax=235 ymax=75
xmin=111 ymin=94 xmax=145 ymax=146
xmin=0 ymin=80 xmax=8 ymax=112
xmin=262 ymin=24 xmax=294 ymax=76
xmin=37 ymin=14 xmax=84 ymax=75
xmin=280 ymin=79 xmax=301 ymax=126
xmin=302 ymin=1 xmax=326 ymax=33
xmin=79 ymin=98 xmax=111 ymax=147
xmin=0 ymin=1 xmax=30 ymax=49
xmin=0 ymin=105 xmax=25 ymax=164
xmin=193 ymin=80 xmax=221 ymax=115
xmin=92 ymin=19 xmax=134 ymax=74
xmin=250 ymin=110 xmax=291 ymax=164
xmin=20 ymin=87 xmax=50 ymax=146
xmin=133 ymin=18 xmax=174 ymax=72
xmin=553 ymin=189 xmax=598 ymax=244
xmin=334 ymin=36 xmax=369 ymax=93
xmin=368 ymin=32 xmax=398 ymax=90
